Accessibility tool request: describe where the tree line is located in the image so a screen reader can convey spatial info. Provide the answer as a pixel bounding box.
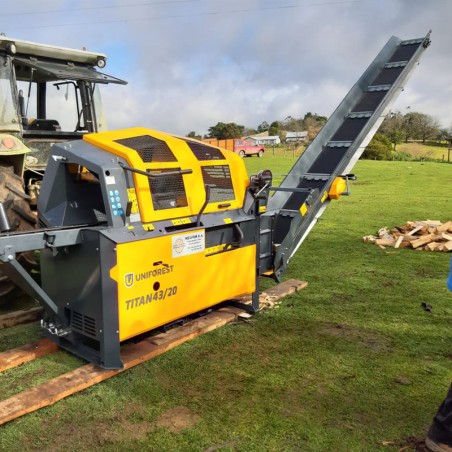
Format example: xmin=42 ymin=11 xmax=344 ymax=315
xmin=186 ymin=112 xmax=328 ymax=141
xmin=363 ymin=111 xmax=448 ymax=160
xmin=187 ymin=110 xmax=448 ymax=161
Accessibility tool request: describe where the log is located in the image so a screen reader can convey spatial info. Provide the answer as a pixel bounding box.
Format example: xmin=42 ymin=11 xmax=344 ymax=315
xmin=0 ymin=307 xmax=43 ymax=329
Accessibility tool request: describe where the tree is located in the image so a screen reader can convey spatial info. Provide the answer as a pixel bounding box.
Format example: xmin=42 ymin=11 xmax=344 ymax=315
xmin=283 ymin=116 xmax=304 ymax=132
xmin=243 ymin=127 xmax=257 ymax=137
xmin=362 ymin=133 xmax=392 ymax=160
xmin=186 ymin=131 xmax=202 ymax=140
xmin=399 ymin=111 xmax=441 ymax=144
xmin=268 ymin=121 xmax=280 ymax=136
xmin=302 ymin=113 xmax=327 ymax=140
xmin=257 ymin=121 xmax=269 ymax=133
xmin=207 ymin=122 xmax=245 ymax=139
xmin=380 ymin=112 xmax=405 ymax=150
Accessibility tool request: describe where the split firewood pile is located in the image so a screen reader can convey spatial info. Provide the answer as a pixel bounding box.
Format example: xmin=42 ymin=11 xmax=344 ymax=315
xmin=363 ymin=220 xmax=452 ymax=252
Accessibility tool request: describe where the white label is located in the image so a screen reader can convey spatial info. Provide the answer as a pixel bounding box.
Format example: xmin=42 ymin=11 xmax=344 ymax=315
xmin=130 ymin=212 xmax=141 ymax=223
xmin=172 ymin=231 xmax=205 ymax=258
xmin=105 ymin=175 xmax=116 ymax=185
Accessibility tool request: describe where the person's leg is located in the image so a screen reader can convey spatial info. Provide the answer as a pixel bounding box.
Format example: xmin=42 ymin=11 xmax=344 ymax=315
xmin=426 ymin=384 xmax=452 ymax=451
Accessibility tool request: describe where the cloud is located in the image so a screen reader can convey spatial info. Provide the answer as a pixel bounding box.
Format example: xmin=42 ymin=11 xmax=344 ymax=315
xmin=2 ymin=0 xmax=451 ymax=134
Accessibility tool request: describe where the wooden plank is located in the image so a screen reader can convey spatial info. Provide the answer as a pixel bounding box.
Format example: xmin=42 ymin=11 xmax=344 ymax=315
xmin=0 ymin=307 xmax=43 ymax=329
xmin=407 ymin=225 xmax=425 ymax=236
xmin=442 ymin=242 xmax=452 ymax=252
xmin=435 ymin=221 xmax=452 ymax=233
xmin=263 ymin=279 xmax=308 ymax=298
xmin=375 ymin=239 xmax=395 ymax=247
xmin=425 ymin=242 xmax=441 ymax=252
xmin=0 ymin=339 xmax=58 ymax=372
xmin=0 ymin=279 xmax=307 ymax=425
xmin=411 ymin=234 xmax=433 ymax=249
xmin=394 ymin=236 xmax=403 ymax=249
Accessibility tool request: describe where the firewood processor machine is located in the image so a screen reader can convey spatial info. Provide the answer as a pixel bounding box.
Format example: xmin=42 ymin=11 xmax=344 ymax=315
xmin=0 ymin=33 xmax=430 ymax=369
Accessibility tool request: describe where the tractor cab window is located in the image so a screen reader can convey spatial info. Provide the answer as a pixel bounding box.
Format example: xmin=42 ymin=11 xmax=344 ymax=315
xmin=11 ymin=56 xmax=125 ymax=136
xmin=0 ymin=56 xmax=20 ymax=131
xmin=92 ymin=83 xmax=106 ymax=132
xmin=16 ymin=79 xmax=94 ymax=134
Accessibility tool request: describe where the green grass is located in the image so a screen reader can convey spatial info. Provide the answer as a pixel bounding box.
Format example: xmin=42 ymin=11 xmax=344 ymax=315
xmin=1 ymin=159 xmax=452 ymax=451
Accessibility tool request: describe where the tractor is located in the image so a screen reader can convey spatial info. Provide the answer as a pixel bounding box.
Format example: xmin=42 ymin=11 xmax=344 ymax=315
xmin=0 ymin=35 xmax=126 ymax=299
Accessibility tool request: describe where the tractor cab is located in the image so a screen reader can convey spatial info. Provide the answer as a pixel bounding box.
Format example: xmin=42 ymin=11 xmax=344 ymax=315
xmin=0 ymin=36 xmax=127 ymax=186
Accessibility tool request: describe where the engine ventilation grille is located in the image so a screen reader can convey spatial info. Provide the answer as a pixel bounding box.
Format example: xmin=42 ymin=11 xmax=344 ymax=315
xmin=178 ymin=138 xmax=225 ymax=161
xmin=148 ymin=168 xmax=188 ymax=210
xmin=71 ymin=311 xmax=97 ymax=338
xmin=201 ymin=165 xmax=235 ymax=203
xmin=115 ymin=135 xmax=177 ymax=163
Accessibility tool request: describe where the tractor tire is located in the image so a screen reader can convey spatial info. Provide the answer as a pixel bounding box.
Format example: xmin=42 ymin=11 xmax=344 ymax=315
xmin=0 ymin=164 xmax=38 ymax=304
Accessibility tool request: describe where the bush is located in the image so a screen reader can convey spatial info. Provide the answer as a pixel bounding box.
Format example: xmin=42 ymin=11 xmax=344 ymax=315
xmin=393 ymin=151 xmax=412 ymax=161
xmin=362 ymin=133 xmax=393 ymax=160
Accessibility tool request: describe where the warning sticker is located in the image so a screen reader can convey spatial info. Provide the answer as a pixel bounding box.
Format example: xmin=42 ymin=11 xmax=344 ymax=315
xmin=172 ymin=231 xmax=205 ymax=258
xmin=127 ymin=188 xmax=139 ymax=213
xmin=127 ymin=188 xmax=141 ymax=223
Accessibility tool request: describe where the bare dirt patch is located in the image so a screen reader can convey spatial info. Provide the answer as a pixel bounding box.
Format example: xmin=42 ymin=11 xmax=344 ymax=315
xmin=155 ymin=406 xmax=201 ymax=433
xmin=382 ymin=435 xmax=428 ymax=451
xmin=320 ymin=323 xmax=391 ymax=351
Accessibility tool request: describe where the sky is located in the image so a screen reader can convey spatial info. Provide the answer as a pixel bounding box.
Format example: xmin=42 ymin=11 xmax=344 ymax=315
xmin=1 ymin=0 xmax=451 ymax=136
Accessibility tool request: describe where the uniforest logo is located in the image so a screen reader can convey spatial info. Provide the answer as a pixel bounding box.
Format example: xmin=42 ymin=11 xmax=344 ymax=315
xmin=123 ymin=264 xmax=174 ymax=288
xmin=124 ymin=273 xmax=134 ymax=288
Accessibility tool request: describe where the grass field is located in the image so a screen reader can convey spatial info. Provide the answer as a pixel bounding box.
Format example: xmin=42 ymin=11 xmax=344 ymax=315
xmin=397 ymin=142 xmax=450 ymax=161
xmin=0 ymin=157 xmax=451 ymax=451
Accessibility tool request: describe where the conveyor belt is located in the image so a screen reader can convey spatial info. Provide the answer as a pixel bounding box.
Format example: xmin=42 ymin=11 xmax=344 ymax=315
xmin=264 ymin=32 xmax=431 ymax=278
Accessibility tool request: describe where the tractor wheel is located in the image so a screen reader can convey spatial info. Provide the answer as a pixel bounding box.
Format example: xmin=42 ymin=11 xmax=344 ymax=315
xmin=258 ymin=149 xmax=264 ymax=157
xmin=239 ymin=150 xmax=245 ymax=158
xmin=0 ymin=164 xmax=38 ymax=304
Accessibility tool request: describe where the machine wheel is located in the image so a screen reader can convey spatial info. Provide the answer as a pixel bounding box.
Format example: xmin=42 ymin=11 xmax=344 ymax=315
xmin=238 ymin=150 xmax=245 ymax=158
xmin=0 ymin=165 xmax=38 ymax=304
xmin=258 ymin=149 xmax=264 ymax=157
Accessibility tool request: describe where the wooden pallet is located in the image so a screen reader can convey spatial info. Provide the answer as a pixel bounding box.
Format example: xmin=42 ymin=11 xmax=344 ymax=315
xmin=0 ymin=279 xmax=307 ymax=425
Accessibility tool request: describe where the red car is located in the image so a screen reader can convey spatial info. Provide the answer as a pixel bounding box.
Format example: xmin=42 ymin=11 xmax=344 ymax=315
xmin=233 ymin=139 xmax=265 ymax=157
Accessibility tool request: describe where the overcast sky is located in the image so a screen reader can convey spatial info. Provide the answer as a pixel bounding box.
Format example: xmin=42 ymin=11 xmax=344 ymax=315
xmin=1 ymin=0 xmax=450 ymax=135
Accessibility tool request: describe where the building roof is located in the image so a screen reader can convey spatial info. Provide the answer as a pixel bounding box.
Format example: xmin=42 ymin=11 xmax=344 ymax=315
xmin=286 ymin=131 xmax=308 ymax=138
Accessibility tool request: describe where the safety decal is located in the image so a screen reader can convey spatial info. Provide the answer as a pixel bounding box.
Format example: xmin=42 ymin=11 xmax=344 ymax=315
xmin=172 ymin=218 xmax=191 ymax=226
xmin=127 ymin=187 xmax=141 ymax=222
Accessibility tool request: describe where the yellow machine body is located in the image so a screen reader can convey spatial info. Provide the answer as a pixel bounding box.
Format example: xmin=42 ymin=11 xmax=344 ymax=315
xmin=84 ymin=127 xmax=250 ymax=224
xmin=32 ymin=127 xmax=261 ymax=368
xmin=110 ymin=232 xmax=256 ymax=341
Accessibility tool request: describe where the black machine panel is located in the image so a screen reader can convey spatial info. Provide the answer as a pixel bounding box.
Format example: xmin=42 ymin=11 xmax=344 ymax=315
xmin=115 ymin=135 xmax=177 ymax=163
xmin=179 ymin=138 xmax=225 ymax=161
